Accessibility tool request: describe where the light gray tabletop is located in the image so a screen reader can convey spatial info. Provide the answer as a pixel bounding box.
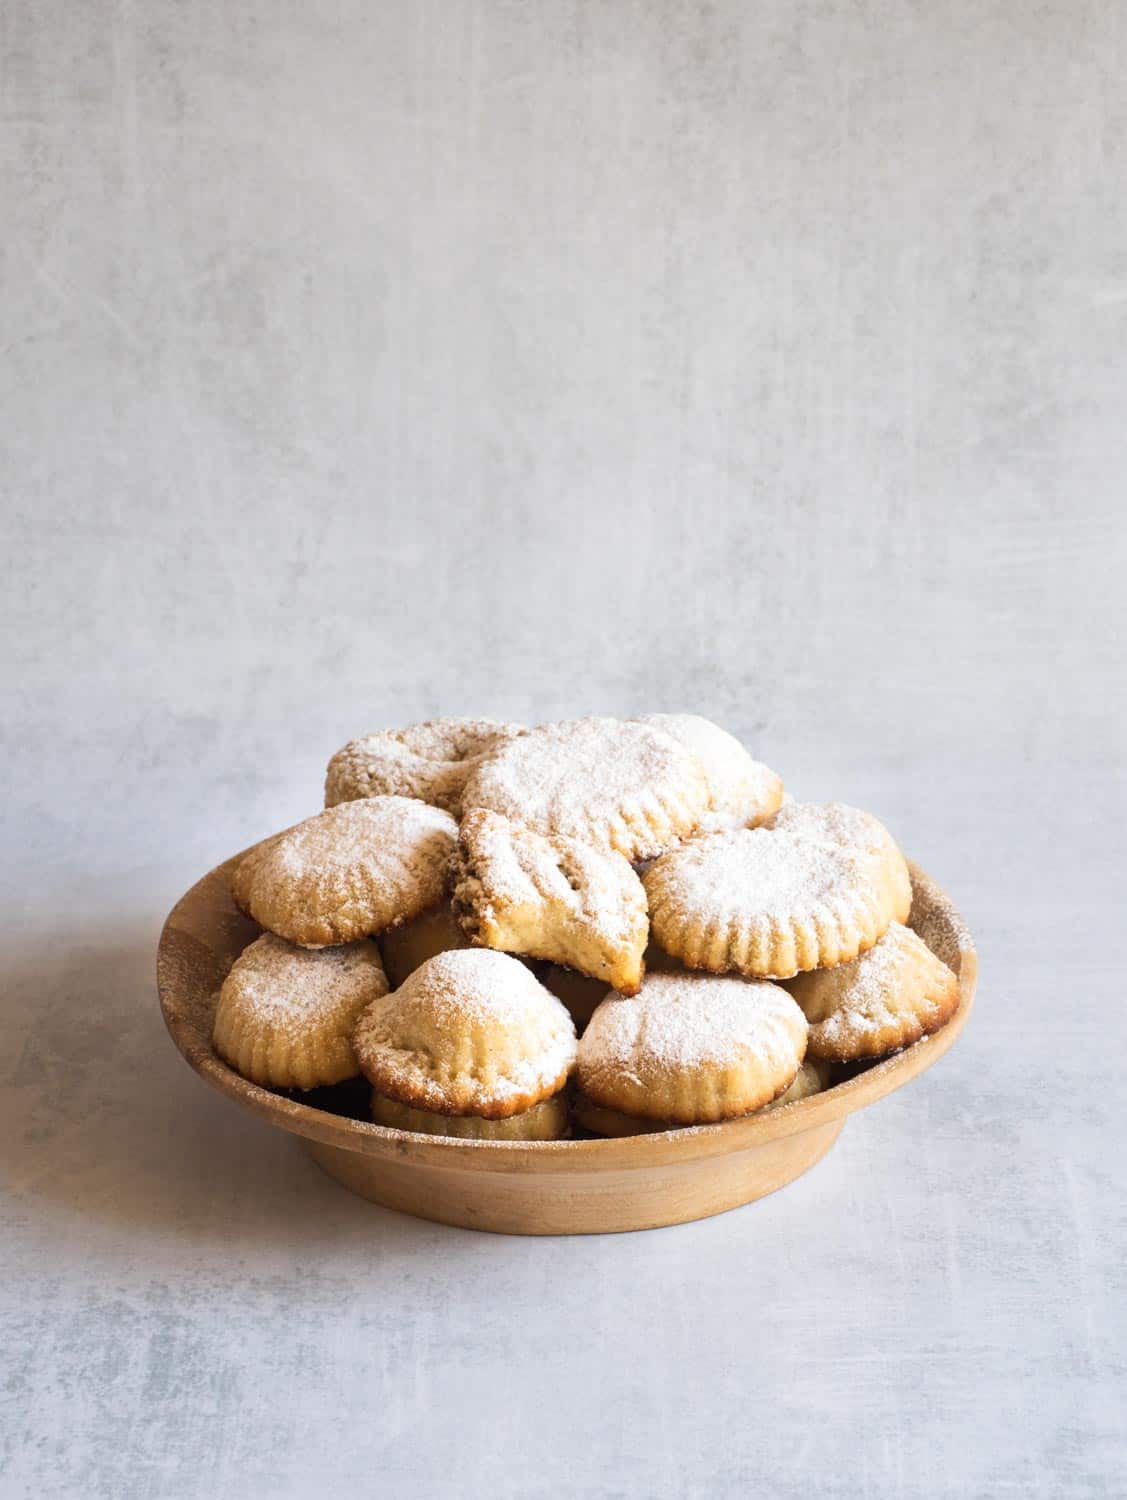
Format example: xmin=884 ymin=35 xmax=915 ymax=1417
xmin=3 ymin=1 xmax=1124 ymax=1496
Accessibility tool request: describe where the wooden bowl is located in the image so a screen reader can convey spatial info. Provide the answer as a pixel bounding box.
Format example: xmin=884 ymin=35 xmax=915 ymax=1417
xmin=157 ymin=854 xmax=976 ymax=1235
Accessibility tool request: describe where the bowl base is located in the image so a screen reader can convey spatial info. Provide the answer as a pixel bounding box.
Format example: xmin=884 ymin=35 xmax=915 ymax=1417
xmin=304 ymin=1118 xmax=846 ymax=1235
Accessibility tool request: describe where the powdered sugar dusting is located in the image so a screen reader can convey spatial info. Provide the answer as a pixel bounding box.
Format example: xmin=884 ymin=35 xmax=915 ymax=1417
xmin=647 ymin=827 xmax=869 ymax=921
xmin=354 ymin=948 xmax=577 ymax=1114
xmin=216 ymin=933 xmax=388 ymax=1044
xmin=244 ymin=796 xmax=458 ymax=946
xmin=453 ymin=808 xmax=648 ymax=954
xmin=581 ymin=971 xmax=806 ymax=1075
xmin=461 ymin=716 xmax=711 ymax=860
xmin=635 ymin=714 xmax=783 ymax=830
xmin=325 ymin=718 xmax=521 ymax=813
xmin=790 ymin=921 xmax=958 ymax=1057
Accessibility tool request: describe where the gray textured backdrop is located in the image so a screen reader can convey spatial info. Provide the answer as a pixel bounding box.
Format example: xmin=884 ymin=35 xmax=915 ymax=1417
xmin=3 ymin=2 xmax=1124 ymax=1497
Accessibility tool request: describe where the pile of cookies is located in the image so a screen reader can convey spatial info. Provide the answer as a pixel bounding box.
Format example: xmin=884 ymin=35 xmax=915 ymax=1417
xmin=213 ymin=715 xmax=959 ymax=1139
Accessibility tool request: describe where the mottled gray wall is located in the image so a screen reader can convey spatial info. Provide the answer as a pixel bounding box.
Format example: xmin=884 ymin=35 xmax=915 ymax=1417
xmin=2 ymin=3 xmax=1124 ymax=1497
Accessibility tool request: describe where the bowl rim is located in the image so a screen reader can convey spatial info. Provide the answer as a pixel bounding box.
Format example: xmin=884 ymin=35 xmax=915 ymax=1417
xmin=157 ymin=852 xmax=976 ymax=1175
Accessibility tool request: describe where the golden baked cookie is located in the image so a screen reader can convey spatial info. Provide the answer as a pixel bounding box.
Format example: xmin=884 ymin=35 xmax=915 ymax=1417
xmin=766 ymin=1057 xmax=833 ymax=1107
xmin=379 ymin=901 xmax=470 ymax=989
xmin=234 ymin=796 xmax=457 ymax=948
xmin=536 ymin=964 xmax=609 ymax=1031
xmin=213 ymin=933 xmax=389 ymax=1090
xmin=634 ymin=714 xmax=783 ymax=831
xmin=325 ymin=717 xmax=521 ymax=816
xmin=789 ymin=921 xmax=959 ymax=1061
xmin=353 ymin=948 xmax=577 ymax=1119
xmin=230 ymin=830 xmax=286 ymax=915
xmin=369 ymin=1090 xmax=568 ymax=1140
xmin=577 ymin=971 xmax=807 ymax=1124
xmin=461 ymin=715 xmax=711 ymax=862
xmin=451 ymin=809 xmax=648 ymax=993
xmin=574 ymin=1055 xmax=831 ymax=1133
xmin=769 ymin=800 xmax=912 ymax=923
xmin=643 ymin=826 xmax=895 ymax=979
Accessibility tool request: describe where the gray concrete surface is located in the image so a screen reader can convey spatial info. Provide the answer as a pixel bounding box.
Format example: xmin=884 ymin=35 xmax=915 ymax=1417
xmin=2 ymin=1 xmax=1124 ymax=1496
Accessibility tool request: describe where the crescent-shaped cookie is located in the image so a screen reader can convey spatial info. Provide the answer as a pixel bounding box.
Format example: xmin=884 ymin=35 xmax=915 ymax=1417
xmin=451 ymin=809 xmax=649 ymax=993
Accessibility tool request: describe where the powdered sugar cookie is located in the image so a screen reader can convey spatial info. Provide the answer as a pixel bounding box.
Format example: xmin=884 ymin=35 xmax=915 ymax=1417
xmin=370 ymin=1090 xmax=568 ymax=1140
xmin=769 ymin=800 xmax=912 ymax=923
xmin=643 ymin=826 xmax=896 ymax=979
xmin=577 ymin=971 xmax=807 ymax=1126
xmin=213 ymin=933 xmax=389 ymax=1090
xmin=462 ymin=716 xmax=710 ymax=861
xmin=230 ymin=830 xmax=286 ymax=916
xmin=634 ymin=714 xmax=783 ymax=831
xmin=354 ymin=948 xmax=576 ymax=1120
xmin=325 ymin=717 xmax=522 ymax=817
xmin=789 ymin=921 xmax=959 ymax=1061
xmin=233 ymin=796 xmax=458 ymax=948
xmin=451 ymin=809 xmax=648 ymax=993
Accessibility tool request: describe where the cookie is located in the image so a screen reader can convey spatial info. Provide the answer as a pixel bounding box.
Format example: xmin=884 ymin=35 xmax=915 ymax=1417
xmin=789 ymin=921 xmax=959 ymax=1061
xmin=233 ymin=796 xmax=457 ymax=948
xmin=230 ymin=830 xmax=286 ymax=916
xmin=574 ymin=1054 xmax=832 ymax=1134
xmin=325 ymin=717 xmax=521 ymax=817
xmin=353 ymin=948 xmax=576 ymax=1119
xmin=643 ymin=826 xmax=895 ymax=979
xmin=379 ymin=901 xmax=471 ymax=989
xmin=576 ymin=970 xmax=807 ymax=1125
xmin=766 ymin=1057 xmax=833 ymax=1107
xmin=768 ymin=800 xmax=912 ymax=923
xmin=213 ymin=933 xmax=389 ymax=1090
xmin=369 ymin=1090 xmax=568 ymax=1140
xmin=451 ymin=809 xmax=649 ymax=993
xmin=461 ymin=716 xmax=711 ymax=862
xmin=634 ymin=714 xmax=783 ymax=831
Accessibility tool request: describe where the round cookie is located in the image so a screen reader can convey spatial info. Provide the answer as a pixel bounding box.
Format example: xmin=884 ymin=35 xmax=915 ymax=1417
xmin=577 ymin=970 xmax=807 ymax=1125
xmin=213 ymin=933 xmax=389 ymax=1090
xmin=789 ymin=921 xmax=959 ymax=1061
xmin=369 ymin=1090 xmax=568 ymax=1140
xmin=325 ymin=717 xmax=522 ymax=817
xmin=353 ymin=948 xmax=577 ymax=1120
xmin=634 ymin=714 xmax=783 ymax=831
xmin=234 ymin=796 xmax=458 ymax=948
xmin=643 ymin=826 xmax=896 ymax=979
xmin=769 ymin=800 xmax=912 ymax=924
xmin=461 ymin=715 xmax=711 ymax=862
